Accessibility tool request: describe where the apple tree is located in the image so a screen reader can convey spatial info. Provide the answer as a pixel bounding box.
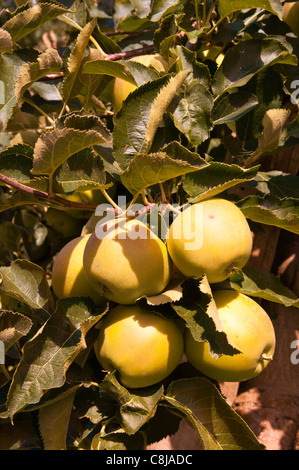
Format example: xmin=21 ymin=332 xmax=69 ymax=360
xmin=0 ymin=0 xmax=298 ymax=450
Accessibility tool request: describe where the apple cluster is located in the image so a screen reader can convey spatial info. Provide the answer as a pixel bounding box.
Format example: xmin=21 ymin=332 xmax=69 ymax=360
xmin=51 ymin=196 xmax=276 ymax=389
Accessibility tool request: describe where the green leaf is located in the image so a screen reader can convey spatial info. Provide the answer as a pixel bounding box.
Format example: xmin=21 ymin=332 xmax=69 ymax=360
xmin=212 ymin=38 xmax=297 ymax=97
xmin=2 ymin=0 xmax=70 ymax=43
xmin=237 ymin=195 xmax=299 ymax=234
xmin=15 ymin=48 xmax=63 ymax=101
xmin=172 ymin=277 xmax=240 ymax=358
xmin=249 ymin=171 xmax=299 ymax=199
xmin=183 ymin=162 xmax=259 ymax=203
xmin=164 ymin=377 xmax=265 ymax=450
xmin=91 ymin=429 xmax=145 ymax=450
xmin=99 ymin=372 xmax=163 ymax=435
xmin=32 ymin=117 xmax=110 ymax=176
xmin=0 ymin=310 xmax=32 ymax=352
xmin=243 ymin=108 xmax=291 ymax=167
xmin=170 ymin=80 xmax=213 ymax=146
xmin=120 ymin=141 xmax=208 ymax=195
xmin=62 ymin=18 xmax=99 ymax=104
xmin=230 ymin=266 xmax=299 ymax=308
xmin=217 ymin=0 xmax=283 ymax=19
xmin=52 ymin=147 xmax=107 ymax=193
xmin=5 ymin=298 xmax=107 ymax=418
xmin=212 ymin=91 xmax=259 ymax=125
xmin=0 ymin=259 xmax=55 ymax=322
xmin=113 ymin=71 xmax=189 ymax=171
xmin=148 ymin=0 xmax=183 ymax=22
xmin=0 ymin=51 xmax=35 ymax=131
xmin=0 ymin=143 xmax=48 ymax=191
xmin=38 ymin=388 xmax=78 ymax=450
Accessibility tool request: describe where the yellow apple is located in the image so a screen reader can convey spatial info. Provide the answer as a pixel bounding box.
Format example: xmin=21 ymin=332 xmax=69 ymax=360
xmin=51 ymin=235 xmax=105 ymax=306
xmin=83 ymin=219 xmax=172 ymax=304
xmin=184 ymin=290 xmax=276 ymax=382
xmin=112 ymin=54 xmax=174 ymax=113
xmin=94 ymin=304 xmax=184 ymax=388
xmin=44 ymin=207 xmax=83 ymax=238
xmin=283 ymin=2 xmax=299 ymax=36
xmin=166 ymin=198 xmax=253 ymax=284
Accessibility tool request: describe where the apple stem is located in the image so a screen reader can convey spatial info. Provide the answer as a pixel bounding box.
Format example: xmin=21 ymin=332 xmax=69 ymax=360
xmin=261 ymin=354 xmax=273 ymax=361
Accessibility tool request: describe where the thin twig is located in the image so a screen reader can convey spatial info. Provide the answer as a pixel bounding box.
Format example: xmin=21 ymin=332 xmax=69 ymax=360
xmin=0 ymin=173 xmax=97 ymax=211
xmin=105 ymin=44 xmax=155 ymax=61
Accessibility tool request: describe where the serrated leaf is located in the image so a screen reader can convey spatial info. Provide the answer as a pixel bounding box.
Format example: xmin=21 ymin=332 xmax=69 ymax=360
xmin=164 ymin=377 xmax=265 ymax=450
xmin=120 ymin=141 xmax=207 ymax=195
xmin=15 ymin=48 xmax=63 ymax=101
xmin=0 ymin=310 xmax=32 ymax=352
xmin=0 ymin=51 xmax=33 ymax=131
xmin=38 ymin=388 xmax=78 ymax=450
xmin=0 ymin=143 xmax=48 ymax=191
xmin=212 ymin=38 xmax=297 ymax=97
xmin=170 ymin=80 xmax=213 ymax=146
xmin=62 ymin=18 xmax=99 ymax=104
xmin=99 ymin=372 xmax=163 ymax=435
xmin=172 ymin=277 xmax=240 ymax=358
xmin=0 ymin=189 xmax=41 ymax=213
xmin=230 ymin=266 xmax=299 ymax=308
xmin=2 ymin=0 xmax=70 ymax=43
xmin=113 ymin=71 xmax=189 ymax=171
xmin=5 ymin=298 xmax=107 ymax=418
xmin=183 ymin=162 xmax=259 ymax=203
xmin=237 ymin=195 xmax=299 ymax=234
xmin=32 ymin=126 xmax=109 ymax=176
xmin=0 ymin=28 xmax=12 ymax=53
xmin=52 ymin=147 xmax=107 ymax=193
xmin=0 ymin=259 xmax=54 ymax=322
xmin=212 ymin=91 xmax=259 ymax=125
xmin=217 ymin=0 xmax=282 ymax=19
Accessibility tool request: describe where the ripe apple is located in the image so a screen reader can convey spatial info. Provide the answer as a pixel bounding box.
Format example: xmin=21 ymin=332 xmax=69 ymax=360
xmin=44 ymin=207 xmax=83 ymax=238
xmin=112 ymin=54 xmax=174 ymax=113
xmin=184 ymin=290 xmax=276 ymax=382
xmin=83 ymin=218 xmax=172 ymax=305
xmin=283 ymin=2 xmax=299 ymax=36
xmin=94 ymin=304 xmax=184 ymax=388
xmin=52 ymin=235 xmax=105 ymax=306
xmin=166 ymin=198 xmax=253 ymax=284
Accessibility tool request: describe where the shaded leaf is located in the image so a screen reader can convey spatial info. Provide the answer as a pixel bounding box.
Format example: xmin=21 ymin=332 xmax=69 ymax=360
xmin=230 ymin=266 xmax=299 ymax=308
xmin=5 ymin=297 xmax=107 ymax=418
xmin=164 ymin=377 xmax=265 ymax=450
xmin=212 ymin=91 xmax=259 ymax=125
xmin=15 ymin=48 xmax=63 ymax=101
xmin=237 ymin=195 xmax=299 ymax=234
xmin=172 ymin=277 xmax=240 ymax=358
xmin=113 ymin=71 xmax=189 ymax=171
xmin=249 ymin=170 xmax=299 ymax=199
xmin=52 ymin=147 xmax=107 ymax=193
xmin=38 ymin=388 xmax=78 ymax=450
xmin=183 ymin=162 xmax=259 ymax=203
xmin=212 ymin=38 xmax=297 ymax=96
xmin=62 ymin=18 xmax=99 ymax=104
xmin=2 ymin=0 xmax=70 ymax=43
xmin=32 ymin=124 xmax=109 ymax=176
xmin=170 ymin=80 xmax=213 ymax=146
xmin=0 ymin=259 xmax=54 ymax=322
xmin=120 ymin=141 xmax=207 ymax=195
xmin=99 ymin=372 xmax=163 ymax=435
xmin=217 ymin=0 xmax=282 ymax=19
xmin=0 ymin=310 xmax=32 ymax=352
